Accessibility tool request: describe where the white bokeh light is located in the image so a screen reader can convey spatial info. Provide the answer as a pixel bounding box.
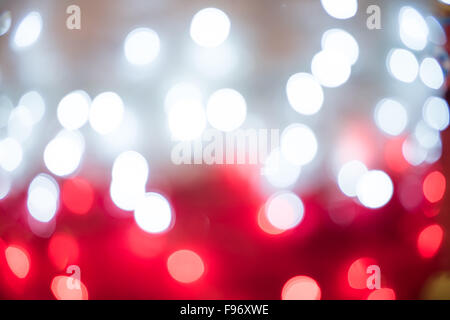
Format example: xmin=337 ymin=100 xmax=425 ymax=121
xmin=134 ymin=192 xmax=173 ymax=234
xmin=89 ymin=92 xmax=124 ymax=135
xmin=399 ymin=6 xmax=429 ymax=51
xmin=0 ymin=137 xmax=23 ymax=172
xmin=207 ymin=89 xmax=247 ymax=132
xmin=0 ymin=170 xmax=11 ymax=200
xmin=337 ymin=160 xmax=368 ymax=198
xmin=263 ymin=148 xmax=302 ymax=189
xmin=190 ymin=8 xmax=230 ymax=48
xmin=320 ymin=0 xmax=357 ymax=20
xmin=311 ymin=50 xmax=351 ymax=88
xmin=18 ymin=91 xmax=45 ymax=124
xmin=286 ymin=73 xmax=324 ymax=115
xmin=7 ymin=105 xmax=33 ymax=142
xmin=168 ymin=96 xmax=206 ymax=141
xmin=112 ymin=151 xmax=149 ymax=187
xmin=426 ymin=16 xmax=446 ymax=46
xmin=0 ymin=11 xmax=11 ymax=37
xmin=321 ymin=29 xmax=359 ymax=66
xmin=0 ymin=95 xmax=13 ymax=128
xmin=402 ymin=136 xmax=427 ymax=166
xmin=356 ymin=170 xmax=393 ymax=209
xmin=419 ymin=57 xmax=444 ymax=90
xmin=110 ymin=181 xmax=146 ymax=212
xmin=374 ymin=99 xmax=408 ymax=136
xmin=13 ymin=12 xmax=42 ymax=49
xmin=414 ymin=121 xmax=440 ymax=149
xmin=165 ymin=82 xmax=203 ymax=113
xmin=27 ymin=174 xmax=59 ymax=223
xmin=124 ymin=28 xmax=160 ymax=65
xmin=387 ymin=49 xmax=419 ymax=83
xmin=266 ymin=192 xmax=304 ymax=231
xmin=281 ymin=124 xmax=318 ymax=166
xmin=423 ymin=97 xmax=449 ymax=131
xmin=57 ymin=90 xmax=91 ymax=130
xmin=44 ymin=130 xmax=85 ymax=177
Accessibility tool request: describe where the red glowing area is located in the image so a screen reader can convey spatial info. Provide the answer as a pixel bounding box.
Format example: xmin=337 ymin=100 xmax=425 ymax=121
xmin=5 ymin=245 xmax=30 ymax=279
xmin=367 ymin=288 xmax=396 ymax=300
xmin=127 ymin=226 xmax=166 ymax=258
xmin=423 ymin=171 xmax=446 ymax=203
xmin=167 ymin=250 xmax=205 ymax=284
xmin=417 ymin=224 xmax=444 ymax=259
xmin=347 ymin=257 xmax=377 ymax=289
xmin=48 ymin=233 xmax=79 ymax=270
xmin=384 ymin=137 xmax=409 ymax=173
xmin=257 ymin=206 xmax=284 ymax=235
xmin=281 ymin=276 xmax=321 ymax=300
xmin=51 ymin=275 xmax=88 ymax=300
xmin=62 ymin=177 xmax=94 ymax=215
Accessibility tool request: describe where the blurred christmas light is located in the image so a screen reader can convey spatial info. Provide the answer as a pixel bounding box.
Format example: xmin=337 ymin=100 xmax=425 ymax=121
xmin=124 ymin=28 xmax=160 ymax=65
xmin=347 ymin=257 xmax=377 ymax=289
xmin=320 ymin=0 xmax=357 ymax=20
xmin=402 ymin=136 xmax=428 ymax=166
xmin=168 ymin=94 xmax=206 ymax=141
xmin=51 ymin=275 xmax=88 ymax=300
xmin=0 ymin=137 xmax=23 ymax=172
xmin=62 ymin=177 xmax=94 ymax=215
xmin=423 ymin=171 xmax=446 ymax=203
xmin=423 ymin=97 xmax=449 ymax=131
xmin=89 ymin=92 xmax=124 ymax=135
xmin=0 ymin=169 xmax=11 ymax=200
xmin=0 ymin=95 xmax=13 ymax=128
xmin=257 ymin=205 xmax=285 ymax=235
xmin=286 ymin=73 xmax=324 ymax=115
xmin=387 ymin=48 xmax=419 ymax=83
xmin=426 ymin=16 xmax=447 ymax=46
xmin=190 ymin=8 xmax=230 ymax=48
xmin=206 ymin=88 xmax=247 ymax=132
xmin=419 ymin=57 xmax=445 ymax=89
xmin=281 ymin=276 xmax=321 ymax=300
xmin=134 ymin=192 xmax=173 ymax=234
xmin=0 ymin=11 xmax=11 ymax=37
xmin=311 ymin=50 xmax=351 ymax=88
xmin=367 ymin=288 xmax=396 ymax=300
xmin=337 ymin=160 xmax=368 ymax=198
xmin=281 ymin=124 xmax=318 ymax=166
xmin=7 ymin=105 xmax=33 ymax=142
xmin=399 ymin=6 xmax=429 ymax=51
xmin=18 ymin=91 xmax=46 ymax=125
xmin=374 ymin=99 xmax=408 ymax=136
xmin=165 ymin=82 xmax=203 ymax=113
xmin=57 ymin=91 xmax=91 ymax=130
xmin=265 ymin=192 xmax=304 ymax=231
xmin=5 ymin=245 xmax=30 ymax=279
xmin=12 ymin=11 xmax=42 ymax=49
xmin=167 ymin=250 xmax=205 ymax=283
xmin=263 ymin=148 xmax=301 ymax=189
xmin=356 ymin=170 xmax=393 ymax=209
xmin=48 ymin=233 xmax=79 ymax=270
xmin=414 ymin=121 xmax=440 ymax=149
xmin=321 ymin=29 xmax=359 ymax=66
xmin=27 ymin=174 xmax=60 ymax=223
xmin=417 ymin=224 xmax=444 ymax=259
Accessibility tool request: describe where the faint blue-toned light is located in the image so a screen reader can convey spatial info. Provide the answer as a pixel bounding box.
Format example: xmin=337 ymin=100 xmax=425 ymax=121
xmin=263 ymin=148 xmax=301 ymax=189
xmin=414 ymin=121 xmax=440 ymax=149
xmin=320 ymin=0 xmax=357 ymax=20
xmin=8 ymin=106 xmax=33 ymax=142
xmin=426 ymin=16 xmax=446 ymax=45
xmin=374 ymin=99 xmax=408 ymax=136
xmin=124 ymin=28 xmax=160 ymax=66
xmin=286 ymin=73 xmax=324 ymax=115
xmin=27 ymin=173 xmax=59 ymax=223
xmin=419 ymin=57 xmax=444 ymax=90
xmin=57 ymin=91 xmax=91 ymax=130
xmin=356 ymin=170 xmax=393 ymax=209
xmin=281 ymin=124 xmax=318 ymax=166
xmin=423 ymin=97 xmax=449 ymax=131
xmin=13 ymin=12 xmax=42 ymax=49
xmin=0 ymin=137 xmax=23 ymax=172
xmin=18 ymin=91 xmax=46 ymax=124
xmin=399 ymin=6 xmax=429 ymax=51
xmin=0 ymin=11 xmax=12 ymax=37
xmin=387 ymin=48 xmax=418 ymax=83
xmin=321 ymin=29 xmax=359 ymax=66
xmin=0 ymin=170 xmax=11 ymax=200
xmin=207 ymin=89 xmax=247 ymax=132
xmin=0 ymin=95 xmax=13 ymax=128
xmin=190 ymin=8 xmax=230 ymax=48
xmin=311 ymin=50 xmax=351 ymax=88
xmin=338 ymin=160 xmax=368 ymax=198
xmin=402 ymin=136 xmax=427 ymax=166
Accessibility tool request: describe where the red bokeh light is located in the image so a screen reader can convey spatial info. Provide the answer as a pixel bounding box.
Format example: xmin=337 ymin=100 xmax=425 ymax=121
xmin=48 ymin=233 xmax=80 ymax=270
xmin=167 ymin=250 xmax=205 ymax=284
xmin=5 ymin=245 xmax=30 ymax=279
xmin=257 ymin=205 xmax=284 ymax=235
xmin=417 ymin=224 xmax=444 ymax=259
xmin=423 ymin=171 xmax=446 ymax=203
xmin=384 ymin=137 xmax=409 ymax=173
xmin=347 ymin=257 xmax=377 ymax=289
xmin=51 ymin=275 xmax=88 ymax=300
xmin=281 ymin=276 xmax=321 ymax=300
xmin=62 ymin=177 xmax=94 ymax=215
xmin=367 ymin=288 xmax=396 ymax=300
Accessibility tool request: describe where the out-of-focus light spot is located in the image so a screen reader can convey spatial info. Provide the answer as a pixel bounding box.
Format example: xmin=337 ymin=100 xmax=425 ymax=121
xmin=419 ymin=57 xmax=444 ymax=90
xmin=384 ymin=137 xmax=409 ymax=173
xmin=190 ymin=8 xmax=230 ymax=48
xmin=286 ymin=73 xmax=324 ymax=115
xmin=414 ymin=121 xmax=439 ymax=149
xmin=0 ymin=138 xmax=23 ymax=172
xmin=423 ymin=97 xmax=449 ymax=131
xmin=0 ymin=170 xmax=11 ymax=200
xmin=0 ymin=95 xmax=13 ymax=128
xmin=191 ymin=42 xmax=239 ymax=78
xmin=0 ymin=11 xmax=12 ymax=36
xmin=356 ymin=170 xmax=393 ymax=209
xmin=124 ymin=28 xmax=160 ymax=65
xmin=374 ymin=99 xmax=408 ymax=136
xmin=27 ymin=173 xmax=59 ymax=223
xmin=127 ymin=226 xmax=166 ymax=258
xmin=423 ymin=171 xmax=446 ymax=203
xmin=426 ymin=16 xmax=446 ymax=45
xmin=387 ymin=49 xmax=419 ymax=83
xmin=13 ymin=12 xmax=42 ymax=49
xmin=168 ymin=250 xmax=205 ymax=283
xmin=263 ymin=148 xmax=301 ymax=189
xmin=321 ymin=29 xmax=359 ymax=66
xmin=281 ymin=124 xmax=318 ymax=166
xmin=417 ymin=224 xmax=444 ymax=258
xmin=320 ymin=0 xmax=357 ymax=20
xmin=51 ymin=275 xmax=88 ymax=300
xmin=337 ymin=160 xmax=368 ymax=197
xmin=165 ymin=82 xmax=203 ymax=113
xmin=110 ymin=181 xmax=145 ymax=212
xmin=257 ymin=205 xmax=285 ymax=235
xmin=282 ymin=276 xmax=321 ymax=300
xmin=399 ymin=7 xmax=429 ymax=51
xmin=89 ymin=92 xmax=124 ymax=135
xmin=27 ymin=215 xmax=56 ymax=239
xmin=402 ymin=136 xmax=427 ymax=166
xmin=425 ymin=138 xmax=442 ymax=164
xmin=44 ymin=130 xmax=85 ymax=177
xmin=7 ymin=105 xmax=33 ymax=142
xmin=399 ymin=175 xmax=423 ymax=211
xmin=266 ymin=192 xmax=304 ymax=231
xmin=439 ymin=0 xmax=450 ymax=5
xmin=48 ymin=233 xmax=79 ymax=270
xmin=57 ymin=91 xmax=91 ymax=130
xmin=311 ymin=50 xmax=351 ymax=88
xmin=348 ymin=257 xmax=377 ymax=289
xmin=62 ymin=178 xmax=94 ymax=215
xmin=18 ymin=91 xmax=45 ymax=124
xmin=206 ymin=89 xmax=247 ymax=132
xmin=168 ymin=95 xmax=206 ymax=141
xmin=5 ymin=245 xmax=30 ymax=279
xmin=134 ymin=192 xmax=173 ymax=234
xmin=367 ymin=288 xmax=396 ymax=300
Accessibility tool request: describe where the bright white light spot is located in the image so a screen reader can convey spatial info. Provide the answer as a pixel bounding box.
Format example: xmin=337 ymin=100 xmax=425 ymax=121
xmin=266 ymin=192 xmax=304 ymax=231
xmin=89 ymin=92 xmax=124 ymax=135
xmin=311 ymin=50 xmax=351 ymax=88
xmin=374 ymin=99 xmax=408 ymax=136
xmin=320 ymin=0 xmax=357 ymax=20
xmin=57 ymin=91 xmax=90 ymax=130
xmin=419 ymin=57 xmax=444 ymax=90
xmin=18 ymin=91 xmax=45 ymax=124
xmin=165 ymin=82 xmax=203 ymax=113
xmin=286 ymin=73 xmax=324 ymax=115
xmin=13 ymin=12 xmax=42 ymax=49
xmin=387 ymin=49 xmax=418 ymax=83
xmin=338 ymin=160 xmax=368 ymax=198
xmin=321 ymin=29 xmax=359 ymax=66
xmin=402 ymin=137 xmax=427 ymax=166
xmin=110 ymin=181 xmax=146 ymax=212
xmin=27 ymin=174 xmax=59 ymax=223
xmin=426 ymin=16 xmax=446 ymax=45
xmin=399 ymin=7 xmax=429 ymax=51
xmin=0 ymin=170 xmax=11 ymax=200
xmin=44 ymin=130 xmax=85 ymax=177
xmin=356 ymin=170 xmax=393 ymax=209
xmin=0 ymin=138 xmax=22 ymax=172
xmin=112 ymin=151 xmax=149 ymax=187
xmin=207 ymin=89 xmax=247 ymax=132
xmin=190 ymin=8 xmax=230 ymax=48
xmin=423 ymin=97 xmax=449 ymax=131
xmin=0 ymin=95 xmax=13 ymax=128
xmin=414 ymin=121 xmax=440 ymax=149
xmin=124 ymin=28 xmax=160 ymax=65
xmin=263 ymin=148 xmax=302 ymax=189
xmin=168 ymin=95 xmax=206 ymax=141
xmin=8 ymin=106 xmax=33 ymax=142
xmin=134 ymin=192 xmax=173 ymax=234
xmin=281 ymin=124 xmax=318 ymax=166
